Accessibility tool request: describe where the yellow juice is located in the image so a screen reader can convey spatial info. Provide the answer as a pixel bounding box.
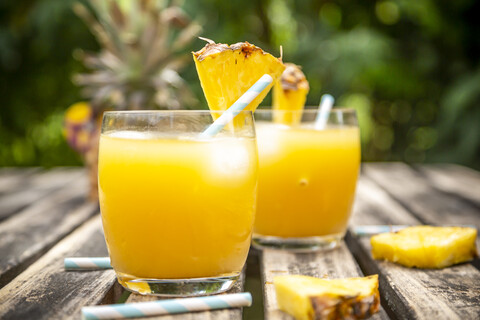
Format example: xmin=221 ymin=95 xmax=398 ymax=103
xmin=98 ymin=132 xmax=257 ymax=280
xmin=254 ymin=123 xmax=360 ymax=238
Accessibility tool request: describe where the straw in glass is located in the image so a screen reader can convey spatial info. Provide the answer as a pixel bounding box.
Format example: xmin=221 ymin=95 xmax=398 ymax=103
xmin=314 ymin=94 xmax=335 ymax=130
xmin=200 ymin=74 xmax=273 ymax=138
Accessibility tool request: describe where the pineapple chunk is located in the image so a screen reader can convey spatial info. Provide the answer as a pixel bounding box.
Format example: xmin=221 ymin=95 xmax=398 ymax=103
xmin=273 ymin=63 xmax=309 ymax=125
xmin=193 ymin=40 xmax=285 ymax=115
xmin=371 ymin=226 xmax=478 ymax=268
xmin=274 ymin=275 xmax=380 ymax=320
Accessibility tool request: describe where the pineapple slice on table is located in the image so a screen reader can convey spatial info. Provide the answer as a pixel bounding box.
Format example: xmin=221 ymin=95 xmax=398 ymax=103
xmin=274 ymin=275 xmax=380 ymax=320
xmin=193 ymin=39 xmax=285 ymax=123
xmin=273 ymin=63 xmax=309 ymax=125
xmin=371 ymin=226 xmax=478 ymax=269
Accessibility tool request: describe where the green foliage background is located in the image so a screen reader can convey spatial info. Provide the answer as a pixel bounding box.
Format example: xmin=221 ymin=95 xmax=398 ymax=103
xmin=1 ymin=0 xmax=479 ymax=168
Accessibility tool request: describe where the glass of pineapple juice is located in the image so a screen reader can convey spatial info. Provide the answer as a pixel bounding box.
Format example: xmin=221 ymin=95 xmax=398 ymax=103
xmin=98 ymin=110 xmax=258 ymax=296
xmin=253 ymin=109 xmax=360 ymax=251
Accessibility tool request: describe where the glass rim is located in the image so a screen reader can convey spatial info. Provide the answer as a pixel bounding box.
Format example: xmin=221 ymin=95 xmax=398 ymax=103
xmin=103 ymin=110 xmax=253 ymax=116
xmin=255 ymin=107 xmax=356 ymax=114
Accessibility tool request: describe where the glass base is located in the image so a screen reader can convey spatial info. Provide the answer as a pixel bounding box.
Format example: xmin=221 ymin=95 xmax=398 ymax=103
xmin=116 ymin=272 xmax=239 ymax=297
xmin=252 ymin=233 xmax=344 ymax=252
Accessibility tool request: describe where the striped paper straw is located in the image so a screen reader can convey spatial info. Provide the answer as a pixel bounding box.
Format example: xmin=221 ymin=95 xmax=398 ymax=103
xmin=353 ymin=224 xmax=477 ymax=237
xmin=314 ymin=94 xmax=334 ymax=130
xmin=81 ymin=292 xmax=252 ymax=320
xmin=200 ymin=74 xmax=273 ymax=138
xmin=64 ymin=257 xmax=112 ymax=270
xmin=352 ymin=225 xmax=411 ymax=237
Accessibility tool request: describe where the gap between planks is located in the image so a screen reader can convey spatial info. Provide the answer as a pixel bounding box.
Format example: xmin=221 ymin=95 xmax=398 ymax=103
xmin=0 ymin=215 xmax=117 ymax=320
xmin=0 ymin=167 xmax=85 ymax=221
xmin=348 ymin=172 xmax=480 ymax=320
xmin=260 ymin=242 xmax=389 ymax=320
xmin=0 ymin=175 xmax=98 ymax=288
xmin=363 ymin=163 xmax=480 ymax=230
xmin=414 ymin=164 xmax=480 ymax=208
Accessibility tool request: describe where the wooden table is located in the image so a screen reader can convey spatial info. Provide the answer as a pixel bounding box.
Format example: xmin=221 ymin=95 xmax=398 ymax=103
xmin=0 ymin=163 xmax=479 ymax=319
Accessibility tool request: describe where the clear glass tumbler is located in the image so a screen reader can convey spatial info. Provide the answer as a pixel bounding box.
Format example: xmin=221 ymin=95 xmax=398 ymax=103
xmin=98 ymin=110 xmax=258 ymax=296
xmin=253 ymin=109 xmax=360 ymax=251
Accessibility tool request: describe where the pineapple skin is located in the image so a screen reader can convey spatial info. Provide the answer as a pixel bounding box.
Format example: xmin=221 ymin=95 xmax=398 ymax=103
xmin=272 ymin=82 xmax=309 ymax=125
xmin=274 ymin=275 xmax=380 ymax=320
xmin=371 ymin=226 xmax=478 ymax=269
xmin=272 ymin=63 xmax=309 ymax=125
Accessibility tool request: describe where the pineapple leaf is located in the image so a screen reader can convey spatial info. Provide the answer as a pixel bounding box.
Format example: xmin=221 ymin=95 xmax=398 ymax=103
xmin=74 ymin=0 xmax=198 ymax=111
xmin=73 ymin=3 xmax=121 ymax=58
xmin=172 ymin=22 xmax=202 ymax=52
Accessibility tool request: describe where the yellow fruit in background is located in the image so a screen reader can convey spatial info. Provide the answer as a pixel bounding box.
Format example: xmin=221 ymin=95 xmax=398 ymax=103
xmin=193 ymin=40 xmax=285 ymax=118
xmin=274 ymin=275 xmax=380 ymax=320
xmin=273 ymin=63 xmax=309 ymax=125
xmin=371 ymin=226 xmax=478 ymax=268
xmin=63 ymin=102 xmax=94 ymax=154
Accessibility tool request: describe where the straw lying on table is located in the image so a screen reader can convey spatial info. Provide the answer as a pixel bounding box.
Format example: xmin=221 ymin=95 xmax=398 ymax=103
xmin=352 ymin=225 xmax=411 ymax=236
xmin=64 ymin=257 xmax=111 ymax=270
xmin=200 ymin=74 xmax=273 ymax=138
xmin=81 ymin=292 xmax=252 ymax=320
xmin=352 ymin=224 xmax=477 ymax=236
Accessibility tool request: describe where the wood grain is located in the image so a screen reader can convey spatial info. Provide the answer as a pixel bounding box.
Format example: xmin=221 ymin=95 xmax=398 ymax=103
xmin=0 ymin=168 xmax=85 ymax=221
xmin=260 ymin=243 xmax=389 ymax=320
xmin=347 ymin=172 xmax=480 ymax=320
xmin=126 ymin=270 xmax=246 ymax=320
xmin=416 ymin=164 xmax=480 ymax=207
xmin=0 ymin=167 xmax=39 ymax=195
xmin=0 ymin=215 xmax=117 ymax=320
xmin=350 ymin=177 xmax=419 ymax=227
xmin=364 ymin=163 xmax=480 ymax=229
xmin=0 ymin=175 xmax=98 ymax=288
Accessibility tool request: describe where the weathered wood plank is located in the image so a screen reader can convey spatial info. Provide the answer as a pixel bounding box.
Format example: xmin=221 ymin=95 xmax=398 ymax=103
xmin=0 ymin=167 xmax=40 ymax=195
xmin=350 ymin=177 xmax=419 ymax=227
xmin=0 ymin=167 xmax=85 ymax=221
xmin=260 ymin=243 xmax=389 ymax=320
xmin=346 ymin=174 xmax=480 ymax=320
xmin=416 ymin=164 xmax=480 ymax=207
xmin=0 ymin=215 xmax=117 ymax=320
xmin=126 ymin=269 xmax=246 ymax=320
xmin=0 ymin=175 xmax=98 ymax=288
xmin=363 ymin=163 xmax=480 ymax=229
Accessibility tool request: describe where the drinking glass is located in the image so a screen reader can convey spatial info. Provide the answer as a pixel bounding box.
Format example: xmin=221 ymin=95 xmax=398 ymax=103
xmin=98 ymin=110 xmax=257 ymax=296
xmin=253 ymin=109 xmax=360 ymax=251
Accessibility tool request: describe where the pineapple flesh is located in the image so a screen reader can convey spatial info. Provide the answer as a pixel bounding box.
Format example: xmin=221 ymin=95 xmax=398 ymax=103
xmin=371 ymin=226 xmax=478 ymax=268
xmin=274 ymin=275 xmax=380 ymax=320
xmin=193 ymin=40 xmax=285 ymax=115
xmin=273 ymin=63 xmax=309 ymax=125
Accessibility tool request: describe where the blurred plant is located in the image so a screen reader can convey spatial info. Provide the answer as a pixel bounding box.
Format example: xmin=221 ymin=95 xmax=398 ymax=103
xmin=1 ymin=0 xmax=479 ymax=169
xmin=66 ymin=0 xmax=201 ymax=199
xmin=72 ymin=0 xmax=201 ymax=112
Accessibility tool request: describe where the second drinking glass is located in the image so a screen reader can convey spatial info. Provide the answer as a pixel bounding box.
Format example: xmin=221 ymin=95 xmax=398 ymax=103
xmin=253 ymin=109 xmax=360 ymax=251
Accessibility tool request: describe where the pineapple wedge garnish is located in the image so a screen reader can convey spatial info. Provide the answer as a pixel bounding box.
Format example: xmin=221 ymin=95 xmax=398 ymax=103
xmin=274 ymin=275 xmax=380 ymax=320
xmin=371 ymin=226 xmax=478 ymax=268
xmin=193 ymin=40 xmax=285 ymax=117
xmin=273 ymin=63 xmax=309 ymax=125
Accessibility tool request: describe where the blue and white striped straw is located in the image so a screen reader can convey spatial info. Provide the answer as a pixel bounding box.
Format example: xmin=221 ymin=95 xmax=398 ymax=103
xmin=81 ymin=292 xmax=252 ymax=319
xmin=352 ymin=225 xmax=411 ymax=237
xmin=200 ymin=74 xmax=273 ymax=138
xmin=353 ymin=224 xmax=477 ymax=237
xmin=64 ymin=257 xmax=111 ymax=270
xmin=314 ymin=94 xmax=335 ymax=130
